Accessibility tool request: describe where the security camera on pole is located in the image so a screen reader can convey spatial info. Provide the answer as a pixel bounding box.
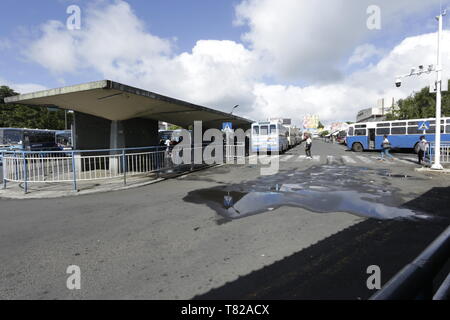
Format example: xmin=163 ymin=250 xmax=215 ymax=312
xmin=395 ymin=10 xmax=447 ymax=170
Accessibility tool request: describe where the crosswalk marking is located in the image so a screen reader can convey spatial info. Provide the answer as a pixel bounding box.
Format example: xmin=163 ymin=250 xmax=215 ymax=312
xmin=247 ymin=154 xmax=419 ymax=166
xmin=342 ymin=156 xmax=357 ymax=164
xmin=327 ymin=155 xmax=335 ymax=164
xmin=280 ymin=155 xmax=294 ymax=162
xmin=356 ymin=156 xmax=372 ymax=164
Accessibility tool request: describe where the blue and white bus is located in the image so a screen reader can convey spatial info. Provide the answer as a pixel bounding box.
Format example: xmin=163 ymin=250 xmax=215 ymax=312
xmin=346 ymin=117 xmax=450 ymax=153
xmin=251 ymin=121 xmax=289 ymax=153
xmin=0 ymin=128 xmax=59 ymax=152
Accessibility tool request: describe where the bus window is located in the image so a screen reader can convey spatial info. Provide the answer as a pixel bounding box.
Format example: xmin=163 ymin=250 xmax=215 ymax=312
xmin=1 ymin=129 xmax=22 ymax=145
xmin=446 ymin=125 xmax=450 ymax=133
xmin=253 ymin=126 xmax=259 ymax=135
xmin=348 ymin=127 xmax=354 ymax=136
xmin=355 ymin=129 xmax=366 ymax=136
xmin=270 ymin=125 xmax=277 ymax=134
xmin=260 ymin=126 xmax=268 ymax=135
xmin=391 ymin=122 xmax=406 ymax=127
xmin=377 ymin=123 xmax=391 ymax=127
xmin=391 ymin=127 xmax=406 ymax=135
xmin=408 ymin=127 xmax=421 ymax=134
xmin=408 ymin=121 xmax=418 ymax=126
xmin=429 ymin=120 xmax=445 ymax=125
xmin=376 ymin=128 xmax=390 ymax=135
xmin=355 ymin=125 xmax=367 ymax=129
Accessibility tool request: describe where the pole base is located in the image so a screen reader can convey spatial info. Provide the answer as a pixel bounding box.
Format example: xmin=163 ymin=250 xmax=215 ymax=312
xmin=431 ymin=163 xmax=444 ymax=170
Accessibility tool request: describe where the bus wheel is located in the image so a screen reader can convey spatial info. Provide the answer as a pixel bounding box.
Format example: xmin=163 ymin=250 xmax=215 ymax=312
xmin=414 ymin=143 xmax=420 ymax=154
xmin=352 ymin=143 xmax=363 ymax=152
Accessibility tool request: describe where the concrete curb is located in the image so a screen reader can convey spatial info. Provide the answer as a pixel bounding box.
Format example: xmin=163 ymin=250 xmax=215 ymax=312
xmin=415 ymin=167 xmax=450 ymax=174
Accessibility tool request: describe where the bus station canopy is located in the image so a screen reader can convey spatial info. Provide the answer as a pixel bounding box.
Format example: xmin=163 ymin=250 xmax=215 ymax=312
xmin=4 ymin=80 xmax=252 ymax=130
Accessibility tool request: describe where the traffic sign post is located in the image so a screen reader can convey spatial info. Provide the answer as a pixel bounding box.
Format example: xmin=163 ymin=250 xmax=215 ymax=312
xmin=222 ymin=122 xmax=233 ymax=131
xmin=418 ymin=121 xmax=431 ymax=131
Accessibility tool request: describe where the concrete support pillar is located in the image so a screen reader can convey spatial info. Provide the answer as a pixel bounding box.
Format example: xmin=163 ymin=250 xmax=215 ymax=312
xmin=110 ymin=120 xmax=125 ymax=175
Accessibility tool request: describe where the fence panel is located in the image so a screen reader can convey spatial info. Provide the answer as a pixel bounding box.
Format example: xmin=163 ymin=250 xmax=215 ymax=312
xmin=2 ymin=143 xmax=246 ymax=193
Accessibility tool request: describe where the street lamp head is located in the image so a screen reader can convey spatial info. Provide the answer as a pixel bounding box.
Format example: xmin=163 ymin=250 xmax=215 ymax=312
xmin=230 ymin=105 xmax=239 ymax=115
xmin=395 ymin=78 xmax=402 ymax=88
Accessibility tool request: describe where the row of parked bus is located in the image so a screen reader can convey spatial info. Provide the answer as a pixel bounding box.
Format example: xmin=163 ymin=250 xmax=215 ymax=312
xmin=251 ymin=120 xmax=303 ymax=154
xmin=249 ymin=116 xmax=450 ymax=155
xmin=0 ymin=128 xmax=72 ymax=153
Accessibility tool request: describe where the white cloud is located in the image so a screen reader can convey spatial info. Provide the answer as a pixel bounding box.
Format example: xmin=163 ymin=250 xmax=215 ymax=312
xmin=0 ymin=77 xmax=47 ymax=94
xmin=348 ymin=44 xmax=383 ymax=66
xmin=23 ymin=0 xmax=449 ymax=126
xmin=249 ymin=31 xmax=450 ymax=124
xmin=0 ymin=38 xmax=12 ymax=51
xmin=234 ymin=0 xmax=442 ymax=82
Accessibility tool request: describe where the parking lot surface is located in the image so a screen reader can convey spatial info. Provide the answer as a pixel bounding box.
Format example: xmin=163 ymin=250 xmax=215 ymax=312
xmin=1 ymin=140 xmax=449 ymax=299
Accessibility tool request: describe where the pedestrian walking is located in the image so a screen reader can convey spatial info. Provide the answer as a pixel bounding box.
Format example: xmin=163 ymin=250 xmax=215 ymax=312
xmin=380 ymin=135 xmax=394 ymax=161
xmin=417 ymin=136 xmax=429 ymax=165
xmin=305 ymin=134 xmax=313 ymax=159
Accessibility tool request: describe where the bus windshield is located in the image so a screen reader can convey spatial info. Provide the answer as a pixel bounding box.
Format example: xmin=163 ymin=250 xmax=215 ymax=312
xmin=260 ymin=126 xmax=268 ymax=135
xmin=0 ymin=129 xmax=23 ymax=146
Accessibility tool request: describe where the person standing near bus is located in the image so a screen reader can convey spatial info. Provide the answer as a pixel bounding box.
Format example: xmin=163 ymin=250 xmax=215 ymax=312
xmin=380 ymin=135 xmax=394 ymax=161
xmin=305 ymin=134 xmax=313 ymax=159
xmin=417 ymin=136 xmax=429 ymax=165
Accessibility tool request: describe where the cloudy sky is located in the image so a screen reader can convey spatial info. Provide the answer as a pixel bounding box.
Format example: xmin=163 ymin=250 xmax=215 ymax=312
xmin=1 ymin=0 xmax=449 ymax=125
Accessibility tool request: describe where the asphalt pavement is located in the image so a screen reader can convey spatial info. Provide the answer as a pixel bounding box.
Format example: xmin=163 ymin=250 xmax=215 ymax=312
xmin=0 ymin=140 xmax=449 ymax=299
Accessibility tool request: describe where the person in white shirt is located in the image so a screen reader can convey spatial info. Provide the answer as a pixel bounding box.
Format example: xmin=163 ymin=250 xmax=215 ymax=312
xmin=305 ymin=135 xmax=313 ymax=159
xmin=380 ymin=135 xmax=394 ymax=161
xmin=417 ymin=136 xmax=429 ymax=165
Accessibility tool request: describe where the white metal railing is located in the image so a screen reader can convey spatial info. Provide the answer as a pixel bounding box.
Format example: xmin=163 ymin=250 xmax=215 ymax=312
xmin=428 ymin=141 xmax=450 ymax=164
xmin=2 ymin=143 xmax=247 ymax=193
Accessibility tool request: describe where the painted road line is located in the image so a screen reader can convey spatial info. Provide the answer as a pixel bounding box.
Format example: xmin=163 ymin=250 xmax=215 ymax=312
xmin=297 ymin=155 xmax=307 ymax=161
xmin=313 ymin=156 xmax=321 ymax=162
xmin=342 ymin=156 xmax=357 ymax=164
xmin=356 ymin=156 xmax=373 ymax=164
xmin=327 ymin=155 xmax=336 ymax=164
xmin=281 ymin=155 xmax=294 ymax=162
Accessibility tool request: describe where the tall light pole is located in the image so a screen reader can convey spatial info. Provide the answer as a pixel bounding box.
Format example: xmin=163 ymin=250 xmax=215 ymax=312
xmin=395 ymin=10 xmax=446 ymax=170
xmin=432 ymin=10 xmax=446 ymax=170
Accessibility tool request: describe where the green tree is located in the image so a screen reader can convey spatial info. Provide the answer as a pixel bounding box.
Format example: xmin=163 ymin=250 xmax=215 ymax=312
xmin=387 ymin=81 xmax=450 ymax=120
xmin=0 ymin=85 xmax=73 ymax=130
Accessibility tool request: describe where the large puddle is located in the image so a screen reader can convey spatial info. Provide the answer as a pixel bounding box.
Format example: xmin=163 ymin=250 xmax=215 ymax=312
xmin=183 ymin=165 xmax=429 ymax=221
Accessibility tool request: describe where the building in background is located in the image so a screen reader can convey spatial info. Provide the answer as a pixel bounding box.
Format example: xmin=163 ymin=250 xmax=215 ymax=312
xmin=302 ymin=115 xmax=320 ymax=136
xmin=269 ymin=118 xmax=292 ymax=126
xmin=356 ymin=98 xmax=398 ymax=123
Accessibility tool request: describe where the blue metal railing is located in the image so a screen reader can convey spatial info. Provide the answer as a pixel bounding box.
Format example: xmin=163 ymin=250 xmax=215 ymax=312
xmin=427 ymin=141 xmax=450 ymax=165
xmin=371 ymin=225 xmax=450 ymax=300
xmin=2 ymin=143 xmax=244 ymax=194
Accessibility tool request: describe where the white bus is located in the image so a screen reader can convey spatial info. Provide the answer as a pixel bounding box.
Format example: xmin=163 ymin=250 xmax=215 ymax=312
xmin=251 ymin=121 xmax=289 ymax=154
xmin=287 ymin=126 xmax=302 ymax=147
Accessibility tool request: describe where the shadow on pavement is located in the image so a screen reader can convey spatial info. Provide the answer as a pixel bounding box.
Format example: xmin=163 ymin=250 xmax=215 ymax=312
xmin=194 ymin=187 xmax=450 ymax=300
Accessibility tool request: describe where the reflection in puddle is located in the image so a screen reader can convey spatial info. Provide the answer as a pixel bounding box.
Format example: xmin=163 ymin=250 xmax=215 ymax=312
xmin=183 ymin=165 xmax=428 ymax=221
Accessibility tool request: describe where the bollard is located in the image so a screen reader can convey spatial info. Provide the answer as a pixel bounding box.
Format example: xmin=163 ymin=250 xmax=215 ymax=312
xmin=122 ymin=149 xmax=127 ymax=186
xmin=22 ymin=152 xmax=28 ymax=194
xmin=2 ymin=152 xmax=6 ymax=189
xmin=71 ymin=151 xmax=77 ymax=192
